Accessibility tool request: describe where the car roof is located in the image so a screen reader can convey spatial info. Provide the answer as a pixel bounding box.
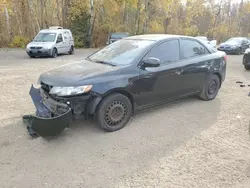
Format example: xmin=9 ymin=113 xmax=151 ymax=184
xmin=124 ymin=34 xmax=196 ymax=41
xmin=39 ymin=29 xmax=71 ymax=34
xmin=228 ymin=37 xmax=246 ymax=40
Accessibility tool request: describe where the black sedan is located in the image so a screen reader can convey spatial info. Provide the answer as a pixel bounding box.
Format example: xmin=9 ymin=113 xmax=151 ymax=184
xmin=217 ymin=37 xmax=249 ymax=54
xmin=106 ymin=32 xmax=129 ymax=45
xmin=23 ymin=34 xmax=227 ymax=137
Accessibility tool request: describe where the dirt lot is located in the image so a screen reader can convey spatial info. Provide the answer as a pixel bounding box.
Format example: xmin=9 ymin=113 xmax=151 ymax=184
xmin=0 ymin=49 xmax=250 ymax=188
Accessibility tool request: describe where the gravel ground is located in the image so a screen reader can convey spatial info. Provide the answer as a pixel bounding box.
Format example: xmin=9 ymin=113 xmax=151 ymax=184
xmin=0 ymin=49 xmax=250 ymax=188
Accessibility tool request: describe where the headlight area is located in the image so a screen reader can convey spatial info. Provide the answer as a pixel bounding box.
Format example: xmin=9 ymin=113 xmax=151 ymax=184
xmin=48 ymin=85 xmax=98 ymax=117
xmin=49 ymin=85 xmax=93 ymax=96
xmin=23 ymin=84 xmax=101 ymax=138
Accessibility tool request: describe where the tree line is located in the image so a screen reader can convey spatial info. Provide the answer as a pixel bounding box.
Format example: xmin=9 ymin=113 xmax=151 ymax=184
xmin=0 ymin=0 xmax=250 ymax=48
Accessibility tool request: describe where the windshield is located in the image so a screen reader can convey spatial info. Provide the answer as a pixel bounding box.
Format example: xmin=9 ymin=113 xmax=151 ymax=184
xmin=226 ymin=38 xmax=243 ymax=44
xmin=110 ymin=33 xmax=129 ymax=39
xmin=88 ymin=39 xmax=155 ymax=66
xmin=33 ymin=33 xmax=57 ymax=42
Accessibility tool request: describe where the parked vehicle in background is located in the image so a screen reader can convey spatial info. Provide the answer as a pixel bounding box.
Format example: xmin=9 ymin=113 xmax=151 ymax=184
xmin=26 ymin=26 xmax=74 ymax=58
xmin=195 ymin=36 xmax=217 ymax=48
xmin=106 ymin=32 xmax=129 ymax=45
xmin=217 ymin=37 xmax=249 ymax=55
xmin=23 ymin=34 xmax=227 ymax=137
xmin=242 ymin=47 xmax=250 ymax=70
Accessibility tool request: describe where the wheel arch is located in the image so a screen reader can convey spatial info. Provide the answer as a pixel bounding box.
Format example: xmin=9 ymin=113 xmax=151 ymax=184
xmin=213 ymin=72 xmax=222 ymax=87
xmin=89 ymin=89 xmax=135 ymax=115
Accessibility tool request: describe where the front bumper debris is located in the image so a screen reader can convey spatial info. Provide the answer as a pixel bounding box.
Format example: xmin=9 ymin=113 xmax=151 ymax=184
xmin=23 ymin=85 xmax=72 ymax=138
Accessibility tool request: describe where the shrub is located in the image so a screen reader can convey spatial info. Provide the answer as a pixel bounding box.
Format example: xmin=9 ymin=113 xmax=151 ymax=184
xmin=9 ymin=36 xmax=29 ymax=48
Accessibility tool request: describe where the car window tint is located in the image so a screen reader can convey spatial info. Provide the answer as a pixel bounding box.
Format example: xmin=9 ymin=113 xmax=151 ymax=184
xmin=58 ymin=34 xmax=62 ymax=40
xmin=147 ymin=39 xmax=180 ymax=63
xmin=180 ymin=39 xmax=208 ymax=59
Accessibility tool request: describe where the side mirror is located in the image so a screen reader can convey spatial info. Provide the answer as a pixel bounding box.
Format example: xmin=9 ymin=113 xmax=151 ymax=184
xmin=141 ymin=57 xmax=160 ymax=68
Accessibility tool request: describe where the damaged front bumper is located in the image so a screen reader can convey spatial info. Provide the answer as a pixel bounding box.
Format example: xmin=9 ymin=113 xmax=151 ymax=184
xmin=23 ymin=85 xmax=72 ymax=138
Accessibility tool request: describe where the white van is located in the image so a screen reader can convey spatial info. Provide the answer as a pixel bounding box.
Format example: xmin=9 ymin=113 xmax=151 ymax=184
xmin=26 ymin=26 xmax=74 ymax=58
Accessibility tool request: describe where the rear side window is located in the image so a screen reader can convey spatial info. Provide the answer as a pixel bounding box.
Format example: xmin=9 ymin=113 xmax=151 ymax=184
xmin=180 ymin=39 xmax=209 ymax=59
xmin=146 ymin=39 xmax=180 ymax=64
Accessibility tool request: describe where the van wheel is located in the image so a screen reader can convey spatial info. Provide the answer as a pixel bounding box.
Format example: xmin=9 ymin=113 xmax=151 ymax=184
xmin=68 ymin=46 xmax=74 ymax=55
xmin=51 ymin=48 xmax=58 ymax=58
xmin=96 ymin=93 xmax=132 ymax=132
xmin=199 ymin=74 xmax=220 ymax=101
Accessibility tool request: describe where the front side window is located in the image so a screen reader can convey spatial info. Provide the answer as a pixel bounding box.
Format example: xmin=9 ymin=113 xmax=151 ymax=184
xmin=180 ymin=39 xmax=209 ymax=59
xmin=88 ymin=39 xmax=155 ymax=66
xmin=57 ymin=34 xmax=63 ymax=41
xmin=33 ymin=33 xmax=56 ymax=42
xmin=146 ymin=39 xmax=180 ymax=64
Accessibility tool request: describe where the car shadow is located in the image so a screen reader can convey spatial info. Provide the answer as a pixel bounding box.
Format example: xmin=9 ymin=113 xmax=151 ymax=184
xmin=41 ymin=95 xmax=221 ymax=142
xmin=0 ymin=95 xmax=221 ymax=145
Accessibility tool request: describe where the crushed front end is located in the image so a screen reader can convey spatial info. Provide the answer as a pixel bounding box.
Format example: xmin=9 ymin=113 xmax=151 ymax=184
xmin=23 ymin=83 xmax=101 ymax=138
xmin=23 ymin=85 xmax=73 ymax=138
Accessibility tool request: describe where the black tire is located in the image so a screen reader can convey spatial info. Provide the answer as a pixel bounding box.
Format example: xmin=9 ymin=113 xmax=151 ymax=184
xmin=199 ymin=74 xmax=220 ymax=101
xmin=244 ymin=65 xmax=250 ymax=70
xmin=51 ymin=48 xmax=58 ymax=58
xmin=28 ymin=55 xmax=35 ymax=58
xmin=68 ymin=46 xmax=74 ymax=55
xmin=96 ymin=93 xmax=132 ymax=132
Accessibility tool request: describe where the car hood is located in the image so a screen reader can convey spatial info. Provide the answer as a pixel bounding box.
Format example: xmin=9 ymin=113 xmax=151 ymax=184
xmin=27 ymin=41 xmax=54 ymax=48
xmin=220 ymin=41 xmax=240 ymax=46
xmin=38 ymin=59 xmax=121 ymax=86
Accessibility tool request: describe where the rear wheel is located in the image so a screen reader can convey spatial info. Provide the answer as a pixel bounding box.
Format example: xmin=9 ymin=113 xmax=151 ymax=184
xmin=96 ymin=93 xmax=132 ymax=132
xmin=199 ymin=74 xmax=220 ymax=101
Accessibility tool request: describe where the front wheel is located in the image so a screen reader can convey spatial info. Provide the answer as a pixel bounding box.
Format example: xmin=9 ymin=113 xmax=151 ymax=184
xmin=96 ymin=93 xmax=132 ymax=132
xmin=28 ymin=54 xmax=35 ymax=58
xmin=199 ymin=74 xmax=220 ymax=101
xmin=236 ymin=48 xmax=241 ymax=55
xmin=68 ymin=46 xmax=74 ymax=55
xmin=51 ymin=48 xmax=58 ymax=58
